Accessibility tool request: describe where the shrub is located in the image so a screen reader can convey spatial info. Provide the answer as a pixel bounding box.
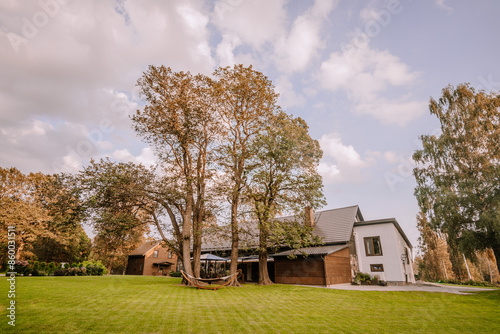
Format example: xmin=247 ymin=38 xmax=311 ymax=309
xmin=39 ymin=262 xmax=47 ymax=271
xmin=71 ymin=263 xmax=77 ymax=268
xmin=53 ymin=269 xmax=69 ymax=276
xmin=33 ymin=261 xmax=40 ymax=271
xmin=355 ymin=272 xmax=372 ymax=282
xmin=14 ymin=261 xmax=30 ymax=276
xmin=82 ymin=260 xmax=107 ymax=276
xmin=169 ymin=271 xmax=182 ymax=277
xmin=47 ymin=262 xmax=56 ymax=275
xmin=32 ymin=270 xmax=47 ymax=277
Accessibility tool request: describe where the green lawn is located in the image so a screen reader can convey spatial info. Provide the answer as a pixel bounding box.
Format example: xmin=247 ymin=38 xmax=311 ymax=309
xmin=1 ymin=276 xmax=499 ymax=333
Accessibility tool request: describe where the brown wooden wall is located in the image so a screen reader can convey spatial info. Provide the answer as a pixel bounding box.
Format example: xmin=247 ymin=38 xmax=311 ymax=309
xmin=324 ymin=248 xmax=351 ymax=285
xmin=126 ymin=245 xmax=177 ymax=276
xmin=125 ymin=256 xmax=145 ymax=275
xmin=274 ymin=257 xmax=326 ymax=285
xmin=143 ymin=246 xmax=177 ymax=276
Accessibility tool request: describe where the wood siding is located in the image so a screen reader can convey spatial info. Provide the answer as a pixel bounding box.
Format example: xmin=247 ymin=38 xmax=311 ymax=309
xmin=274 ymin=247 xmax=352 ymax=286
xmin=274 ymin=257 xmax=325 ymax=285
xmin=126 ymin=245 xmax=177 ymax=276
xmin=125 ymin=256 xmax=145 ymax=275
xmin=324 ymin=248 xmax=351 ymax=285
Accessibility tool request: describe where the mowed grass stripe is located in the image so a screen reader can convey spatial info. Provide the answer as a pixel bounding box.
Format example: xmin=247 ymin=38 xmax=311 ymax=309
xmin=1 ymin=275 xmax=499 ymax=333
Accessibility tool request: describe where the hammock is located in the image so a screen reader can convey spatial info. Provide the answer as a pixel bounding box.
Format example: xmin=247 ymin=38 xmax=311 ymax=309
xmin=181 ymin=270 xmax=240 ymax=290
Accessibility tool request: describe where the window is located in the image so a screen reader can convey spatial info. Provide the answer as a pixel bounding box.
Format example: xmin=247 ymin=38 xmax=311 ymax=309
xmin=153 ymin=250 xmax=158 ymax=258
xmin=364 ymin=236 xmax=383 ymax=256
xmin=370 ymin=264 xmax=384 ymax=272
xmin=168 ymin=251 xmax=172 ymax=259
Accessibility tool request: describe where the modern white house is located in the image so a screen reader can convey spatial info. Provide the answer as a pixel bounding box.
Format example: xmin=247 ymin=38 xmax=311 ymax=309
xmin=353 ymin=218 xmax=415 ymax=284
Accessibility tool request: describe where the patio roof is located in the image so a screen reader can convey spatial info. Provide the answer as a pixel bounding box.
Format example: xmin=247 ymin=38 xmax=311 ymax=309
xmin=272 ymin=244 xmax=349 ymax=257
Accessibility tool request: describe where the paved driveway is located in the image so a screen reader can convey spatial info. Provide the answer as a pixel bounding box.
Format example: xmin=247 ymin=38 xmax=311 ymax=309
xmin=327 ymin=282 xmax=497 ymax=295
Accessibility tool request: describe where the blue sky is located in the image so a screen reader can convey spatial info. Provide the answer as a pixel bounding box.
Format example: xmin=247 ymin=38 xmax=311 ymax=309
xmin=1 ymin=0 xmax=499 ymax=249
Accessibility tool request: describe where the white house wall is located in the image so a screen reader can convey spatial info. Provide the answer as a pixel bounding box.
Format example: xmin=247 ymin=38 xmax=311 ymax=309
xmin=353 ymin=223 xmax=415 ymax=283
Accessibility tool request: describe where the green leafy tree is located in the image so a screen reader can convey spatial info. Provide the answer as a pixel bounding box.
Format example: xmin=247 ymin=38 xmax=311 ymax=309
xmin=213 ymin=64 xmax=279 ymax=281
xmin=413 ymin=83 xmax=500 ymax=272
xmin=247 ymin=112 xmax=325 ymax=285
xmin=78 ymin=159 xmax=160 ymax=274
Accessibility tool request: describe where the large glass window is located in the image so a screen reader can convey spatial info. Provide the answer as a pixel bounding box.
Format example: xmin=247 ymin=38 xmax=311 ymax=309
xmin=364 ymin=236 xmax=383 ymax=256
xmin=153 ymin=250 xmax=158 ymax=258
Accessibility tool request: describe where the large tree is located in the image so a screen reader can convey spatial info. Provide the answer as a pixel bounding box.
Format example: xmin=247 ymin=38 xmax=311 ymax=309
xmin=132 ymin=66 xmax=222 ymax=277
xmin=0 ymin=167 xmax=90 ymax=263
xmin=247 ymin=112 xmax=325 ymax=285
xmin=413 ymin=83 xmax=500 ymax=272
xmin=213 ymin=65 xmax=279 ymax=281
xmin=78 ymin=159 xmax=172 ymax=272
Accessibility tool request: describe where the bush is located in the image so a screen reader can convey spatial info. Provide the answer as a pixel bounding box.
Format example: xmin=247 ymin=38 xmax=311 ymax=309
xmin=355 ymin=272 xmax=372 ymax=282
xmin=40 ymin=262 xmax=47 ymax=270
xmin=32 ymin=270 xmax=47 ymax=276
xmin=82 ymin=260 xmax=107 ymax=276
xmin=47 ymin=262 xmax=56 ymax=275
xmin=33 ymin=261 xmax=40 ymax=271
xmin=14 ymin=261 xmax=30 ymax=276
xmin=53 ymin=269 xmax=69 ymax=276
xmin=169 ymin=271 xmax=182 ymax=277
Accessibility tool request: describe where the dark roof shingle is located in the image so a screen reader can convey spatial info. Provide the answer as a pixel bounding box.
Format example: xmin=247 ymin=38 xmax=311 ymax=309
xmin=128 ymin=241 xmax=160 ymax=256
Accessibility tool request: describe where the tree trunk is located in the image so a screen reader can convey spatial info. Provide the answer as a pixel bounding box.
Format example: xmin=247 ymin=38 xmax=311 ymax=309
xmin=229 ymin=193 xmax=241 ymax=286
xmin=192 ymin=225 xmax=202 ymax=277
xmin=182 ymin=207 xmax=193 ymax=278
xmin=258 ymin=249 xmax=272 ymax=285
xmin=258 ymin=221 xmax=273 ymax=285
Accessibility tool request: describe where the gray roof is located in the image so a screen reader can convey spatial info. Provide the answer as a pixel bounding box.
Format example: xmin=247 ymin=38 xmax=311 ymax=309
xmin=312 ymin=205 xmax=363 ymax=244
xmin=273 ymin=244 xmax=349 ymax=257
xmin=354 ymin=218 xmax=413 ymax=249
xmin=128 ymin=241 xmax=160 ymax=256
xmin=201 ymin=205 xmax=363 ymax=252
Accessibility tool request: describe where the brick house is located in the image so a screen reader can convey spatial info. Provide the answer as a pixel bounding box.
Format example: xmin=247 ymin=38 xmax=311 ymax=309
xmin=125 ymin=241 xmax=177 ymax=276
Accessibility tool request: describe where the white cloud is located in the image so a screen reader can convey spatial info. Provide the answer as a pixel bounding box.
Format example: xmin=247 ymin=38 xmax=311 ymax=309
xmin=110 ymin=147 xmax=156 ymax=167
xmin=319 ymin=40 xmax=425 ymax=125
xmin=215 ymin=34 xmax=241 ymax=67
xmin=274 ymin=0 xmax=339 ymax=73
xmin=212 ymin=0 xmax=287 ymax=49
xmin=318 ymin=133 xmax=374 ymax=183
xmin=275 ymin=76 xmax=306 ymax=109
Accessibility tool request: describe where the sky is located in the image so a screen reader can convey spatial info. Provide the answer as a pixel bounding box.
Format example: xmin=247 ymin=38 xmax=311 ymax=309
xmin=1 ymin=0 xmax=499 ymax=250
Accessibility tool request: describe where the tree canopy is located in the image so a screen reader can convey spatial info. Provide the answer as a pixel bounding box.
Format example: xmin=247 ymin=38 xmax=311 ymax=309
xmin=413 ymin=83 xmax=500 ymax=272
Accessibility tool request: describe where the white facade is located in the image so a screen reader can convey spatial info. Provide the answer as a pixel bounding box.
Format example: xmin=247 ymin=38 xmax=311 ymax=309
xmin=353 ymin=222 xmax=415 ymax=284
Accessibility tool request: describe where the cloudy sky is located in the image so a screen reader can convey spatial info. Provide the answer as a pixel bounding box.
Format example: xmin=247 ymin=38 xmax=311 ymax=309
xmin=1 ymin=0 xmax=499 ymax=248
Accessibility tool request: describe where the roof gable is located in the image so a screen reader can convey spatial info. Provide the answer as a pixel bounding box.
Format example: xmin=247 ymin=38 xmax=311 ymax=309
xmin=354 ymin=218 xmax=413 ymax=249
xmin=128 ymin=241 xmax=161 ymax=256
xmin=312 ymin=205 xmax=362 ymax=244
